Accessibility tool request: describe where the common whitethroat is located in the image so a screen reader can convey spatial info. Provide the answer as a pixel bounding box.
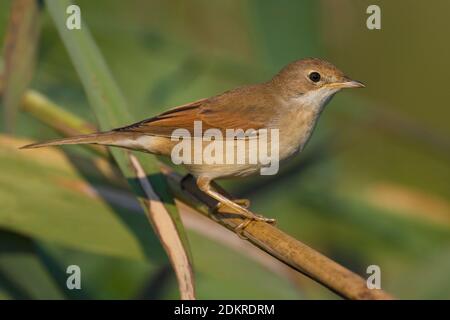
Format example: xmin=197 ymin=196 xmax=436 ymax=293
xmin=22 ymin=58 xmax=364 ymax=231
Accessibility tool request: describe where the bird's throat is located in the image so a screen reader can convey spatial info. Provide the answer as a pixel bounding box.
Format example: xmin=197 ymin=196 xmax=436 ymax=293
xmin=277 ymin=87 xmax=339 ymax=160
xmin=292 ymin=87 xmax=339 ymax=113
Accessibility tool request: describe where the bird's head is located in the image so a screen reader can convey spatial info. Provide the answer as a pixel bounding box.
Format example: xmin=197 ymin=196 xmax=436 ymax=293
xmin=271 ymin=58 xmax=364 ymax=108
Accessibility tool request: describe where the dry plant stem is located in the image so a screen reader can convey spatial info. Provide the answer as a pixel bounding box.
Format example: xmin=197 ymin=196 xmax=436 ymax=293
xmin=21 ymin=88 xmax=394 ymax=300
xmin=128 ymin=154 xmax=195 ymax=300
xmin=164 ymin=169 xmax=394 ymax=300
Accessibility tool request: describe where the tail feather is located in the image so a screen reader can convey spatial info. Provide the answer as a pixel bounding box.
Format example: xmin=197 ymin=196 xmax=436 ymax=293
xmin=20 ymin=132 xmax=117 ymax=149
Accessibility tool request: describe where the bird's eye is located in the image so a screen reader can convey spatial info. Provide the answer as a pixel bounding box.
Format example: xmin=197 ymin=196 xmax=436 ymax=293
xmin=309 ymin=72 xmax=321 ymax=83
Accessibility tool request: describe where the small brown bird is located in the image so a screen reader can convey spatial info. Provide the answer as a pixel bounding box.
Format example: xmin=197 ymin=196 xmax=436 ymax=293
xmin=22 ymin=58 xmax=364 ymax=230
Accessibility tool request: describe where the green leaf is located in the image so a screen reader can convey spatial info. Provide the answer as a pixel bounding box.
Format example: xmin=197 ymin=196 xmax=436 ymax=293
xmin=45 ymin=0 xmax=194 ymax=299
xmin=0 ymin=229 xmax=64 ymax=299
xmin=0 ymin=135 xmax=166 ymax=262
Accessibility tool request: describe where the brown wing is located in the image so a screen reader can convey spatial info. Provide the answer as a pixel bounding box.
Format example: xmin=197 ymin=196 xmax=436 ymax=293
xmin=113 ymin=86 xmax=274 ymax=138
xmin=113 ymin=98 xmax=209 ymax=137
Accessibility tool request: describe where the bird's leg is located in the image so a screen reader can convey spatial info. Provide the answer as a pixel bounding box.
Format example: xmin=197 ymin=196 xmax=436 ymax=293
xmin=196 ymin=177 xmax=275 ymax=237
xmin=229 ymin=198 xmax=250 ymax=209
xmin=207 ymin=181 xmax=251 ymax=208
xmin=225 ymin=198 xmax=250 ymax=208
xmin=196 ymin=177 xmax=272 ymax=221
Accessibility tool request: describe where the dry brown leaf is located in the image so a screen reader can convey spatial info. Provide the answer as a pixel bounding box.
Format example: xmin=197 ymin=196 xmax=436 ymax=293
xmin=2 ymin=0 xmax=42 ymax=132
xmin=129 ymin=154 xmax=195 ymax=300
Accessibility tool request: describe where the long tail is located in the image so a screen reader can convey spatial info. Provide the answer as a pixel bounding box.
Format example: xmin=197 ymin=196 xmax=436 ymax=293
xmin=20 ymin=131 xmax=121 ymax=149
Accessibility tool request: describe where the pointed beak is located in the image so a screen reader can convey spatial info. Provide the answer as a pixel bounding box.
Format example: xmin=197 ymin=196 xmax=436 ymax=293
xmin=326 ymin=78 xmax=365 ymax=89
xmin=340 ymin=80 xmax=365 ymax=89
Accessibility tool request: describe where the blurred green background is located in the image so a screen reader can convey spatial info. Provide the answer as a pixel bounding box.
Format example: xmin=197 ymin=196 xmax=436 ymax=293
xmin=0 ymin=0 xmax=449 ymax=299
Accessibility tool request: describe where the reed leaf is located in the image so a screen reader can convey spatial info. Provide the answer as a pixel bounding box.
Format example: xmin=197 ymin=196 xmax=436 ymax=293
xmin=1 ymin=0 xmax=42 ymax=132
xmin=45 ymin=0 xmax=194 ymax=299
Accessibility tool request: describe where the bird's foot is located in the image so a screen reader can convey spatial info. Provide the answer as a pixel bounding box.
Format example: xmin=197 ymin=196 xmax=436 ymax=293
xmin=212 ymin=199 xmax=276 ymax=239
xmin=235 ymin=219 xmax=252 ymax=239
xmin=216 ymin=198 xmax=251 ymax=209
xmin=216 ymin=199 xmax=276 ymax=224
xmin=223 ymin=199 xmax=276 ymax=224
xmin=253 ymin=213 xmax=276 ymax=224
xmin=209 ymin=200 xmax=249 ymax=222
xmin=234 ymin=214 xmax=277 ymax=239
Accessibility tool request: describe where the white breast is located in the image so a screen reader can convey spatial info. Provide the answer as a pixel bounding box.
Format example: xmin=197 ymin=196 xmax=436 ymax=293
xmin=278 ymin=86 xmax=339 ymax=160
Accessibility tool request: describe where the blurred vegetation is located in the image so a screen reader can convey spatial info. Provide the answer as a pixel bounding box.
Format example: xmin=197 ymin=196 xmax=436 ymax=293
xmin=0 ymin=0 xmax=449 ymax=299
